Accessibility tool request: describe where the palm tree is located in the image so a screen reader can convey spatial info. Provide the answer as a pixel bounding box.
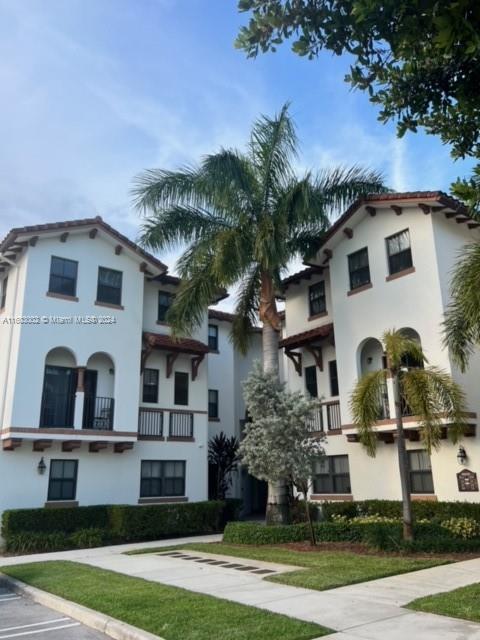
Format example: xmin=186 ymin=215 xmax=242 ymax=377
xmin=350 ymin=329 xmax=466 ymax=540
xmin=133 ymin=103 xmax=386 ymax=523
xmin=443 ymin=241 xmax=480 ymax=372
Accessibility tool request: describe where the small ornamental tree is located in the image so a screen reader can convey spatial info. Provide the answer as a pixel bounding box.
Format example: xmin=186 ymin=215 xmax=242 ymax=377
xmin=208 ymin=432 xmax=240 ymax=500
xmin=241 ymin=363 xmax=325 ymax=541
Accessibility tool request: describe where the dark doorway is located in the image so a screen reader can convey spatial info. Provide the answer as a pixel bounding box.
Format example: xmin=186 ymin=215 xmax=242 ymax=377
xmin=82 ymin=370 xmax=98 ymax=429
xmin=40 ymin=365 xmax=77 ymax=428
xmin=247 ymin=475 xmax=268 ymax=516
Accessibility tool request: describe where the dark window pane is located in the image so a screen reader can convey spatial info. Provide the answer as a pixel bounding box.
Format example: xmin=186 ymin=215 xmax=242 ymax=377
xmin=309 ymin=282 xmax=326 ymax=316
xmin=174 ymin=372 xmax=189 ymax=405
xmin=348 ymin=248 xmax=370 ymax=290
xmin=49 ymin=257 xmax=78 ymax=297
xmin=313 ymin=455 xmax=350 ymax=494
xmin=329 ymin=360 xmax=339 ymax=396
xmin=408 ymin=450 xmax=434 ymax=494
xmin=208 ymin=325 xmax=218 ymax=350
xmin=158 ymin=291 xmax=174 ymax=322
xmin=1 ymin=276 xmax=8 ymax=308
xmin=97 ymin=267 xmax=122 ymax=305
xmin=140 ymin=460 xmax=185 ymax=497
xmin=143 ymin=369 xmax=159 ymax=403
xmin=48 ymin=459 xmax=78 ymax=501
xmin=305 ymin=366 xmax=317 ymax=397
xmin=387 ymin=230 xmax=413 ymax=275
xmin=208 ymin=389 xmax=219 ymax=418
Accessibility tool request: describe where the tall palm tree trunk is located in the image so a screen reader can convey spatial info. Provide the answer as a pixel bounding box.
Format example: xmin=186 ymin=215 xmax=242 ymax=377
xmin=391 ymin=372 xmax=414 ymax=540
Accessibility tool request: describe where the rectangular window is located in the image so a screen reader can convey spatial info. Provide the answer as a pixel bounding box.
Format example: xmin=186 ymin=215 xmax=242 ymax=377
xmin=408 ymin=450 xmax=434 ymax=494
xmin=97 ymin=267 xmax=122 ymax=306
xmin=174 ymin=371 xmax=189 ymax=406
xmin=47 ymin=459 xmax=78 ymax=501
xmin=313 ymin=455 xmax=351 ymax=494
xmin=329 ymin=360 xmax=339 ymax=397
xmin=348 ymin=247 xmax=370 ymax=291
xmin=140 ymin=460 xmax=186 ymax=498
xmin=208 ymin=389 xmax=219 ymax=418
xmin=308 ymin=281 xmax=326 ymax=316
xmin=208 ymin=324 xmax=219 ymax=351
xmin=158 ymin=291 xmax=174 ymax=322
xmin=48 ymin=256 xmax=78 ymax=297
xmin=305 ymin=366 xmax=318 ymax=397
xmin=386 ymin=229 xmax=413 ymax=275
xmin=0 ymin=276 xmax=7 ymax=309
xmin=142 ymin=369 xmax=159 ymax=403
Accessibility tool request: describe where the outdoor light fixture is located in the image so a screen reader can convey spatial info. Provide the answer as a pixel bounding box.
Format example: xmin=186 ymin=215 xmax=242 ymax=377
xmin=457 ymin=446 xmax=467 ymax=466
xmin=37 ymin=457 xmax=47 ymax=475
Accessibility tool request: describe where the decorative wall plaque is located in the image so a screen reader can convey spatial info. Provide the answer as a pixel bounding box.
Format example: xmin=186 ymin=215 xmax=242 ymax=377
xmin=457 ymin=469 xmax=479 ymax=492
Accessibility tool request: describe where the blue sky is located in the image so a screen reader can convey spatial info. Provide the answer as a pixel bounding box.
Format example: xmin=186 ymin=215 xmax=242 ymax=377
xmin=0 ymin=0 xmax=474 ymax=306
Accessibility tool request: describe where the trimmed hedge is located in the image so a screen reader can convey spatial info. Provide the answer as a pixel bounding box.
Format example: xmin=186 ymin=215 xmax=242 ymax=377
xmin=322 ymin=500 xmax=480 ymax=522
xmin=2 ymin=500 xmax=237 ymax=553
xmin=223 ymin=520 xmax=480 ymax=553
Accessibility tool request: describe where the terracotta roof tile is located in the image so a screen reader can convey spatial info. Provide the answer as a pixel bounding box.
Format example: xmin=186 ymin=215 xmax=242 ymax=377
xmin=279 ymin=323 xmax=334 ymax=349
xmin=143 ymin=331 xmax=209 ymax=354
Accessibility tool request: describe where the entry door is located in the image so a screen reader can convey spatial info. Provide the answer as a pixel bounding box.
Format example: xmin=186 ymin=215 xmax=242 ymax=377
xmin=40 ymin=365 xmax=77 ymax=427
xmin=82 ymin=370 xmax=98 ymax=428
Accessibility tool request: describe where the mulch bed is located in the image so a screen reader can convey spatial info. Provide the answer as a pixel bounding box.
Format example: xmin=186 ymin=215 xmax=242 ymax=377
xmin=278 ymin=541 xmax=480 ymax=562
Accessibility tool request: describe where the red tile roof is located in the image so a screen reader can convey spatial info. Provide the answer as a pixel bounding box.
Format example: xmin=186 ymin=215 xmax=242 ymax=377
xmin=279 ymin=323 xmax=334 ymax=349
xmin=281 ymin=266 xmax=324 ymax=288
xmin=0 ymin=216 xmax=167 ymax=272
xmin=143 ymin=331 xmax=209 ymax=354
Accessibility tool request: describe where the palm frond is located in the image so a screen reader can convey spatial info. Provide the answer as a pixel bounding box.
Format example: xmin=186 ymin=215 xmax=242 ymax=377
xmin=402 ymin=367 xmax=467 ymax=452
xmin=249 ymin=102 xmax=298 ymax=209
xmin=231 ymin=265 xmax=262 ymax=354
xmin=349 ymin=369 xmax=388 ymax=456
xmin=315 ymin=165 xmax=389 ymax=219
xmin=383 ymin=329 xmax=426 ymax=370
xmin=443 ymin=242 xmax=480 ymax=371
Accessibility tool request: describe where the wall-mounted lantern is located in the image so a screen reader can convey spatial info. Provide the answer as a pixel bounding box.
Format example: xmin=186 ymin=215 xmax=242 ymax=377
xmin=457 ymin=445 xmax=467 ymax=466
xmin=37 ymin=457 xmax=47 ymax=475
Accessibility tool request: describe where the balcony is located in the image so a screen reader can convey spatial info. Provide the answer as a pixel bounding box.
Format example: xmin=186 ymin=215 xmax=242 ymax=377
xmin=307 ymin=400 xmax=342 ymax=433
xmin=138 ymin=408 xmax=164 ymax=438
xmin=82 ymin=396 xmax=114 ymax=430
xmin=169 ymin=411 xmax=194 ymax=439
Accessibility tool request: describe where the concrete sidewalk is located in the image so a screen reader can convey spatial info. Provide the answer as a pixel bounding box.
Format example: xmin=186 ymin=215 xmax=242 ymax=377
xmin=2 ymin=537 xmax=480 ymax=639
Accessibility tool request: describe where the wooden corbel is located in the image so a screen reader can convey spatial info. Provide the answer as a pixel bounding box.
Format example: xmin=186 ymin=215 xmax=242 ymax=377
xmin=166 ymin=352 xmax=179 ymax=378
xmin=391 ymin=205 xmax=402 ymax=216
xmin=366 ymin=206 xmax=376 ymax=217
xmin=60 ymin=232 xmax=69 ymax=242
xmin=191 ymin=354 xmax=205 ymax=381
xmin=285 ymin=349 xmax=302 ymax=376
xmin=305 ymin=345 xmax=323 ymax=371
xmin=140 ymin=344 xmax=153 ymax=373
xmin=343 ymin=227 xmax=353 ymax=239
xmin=418 ymin=203 xmax=431 ymax=214
xmin=89 ymin=228 xmax=98 ymax=239
xmin=323 ymin=248 xmax=333 ymax=260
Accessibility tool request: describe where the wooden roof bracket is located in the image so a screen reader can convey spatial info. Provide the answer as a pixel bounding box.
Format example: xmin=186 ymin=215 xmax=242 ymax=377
xmin=191 ymin=353 xmax=205 ymax=381
xmin=285 ymin=349 xmax=302 ymax=376
xmin=166 ymin=352 xmax=179 ymax=378
xmin=305 ymin=345 xmax=323 ymax=371
xmin=140 ymin=343 xmax=153 ymax=373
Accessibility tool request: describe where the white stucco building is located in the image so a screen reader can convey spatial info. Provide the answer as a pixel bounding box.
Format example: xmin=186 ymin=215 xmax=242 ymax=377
xmin=280 ymin=191 xmax=480 ymax=503
xmin=0 ymin=216 xmax=255 ymax=520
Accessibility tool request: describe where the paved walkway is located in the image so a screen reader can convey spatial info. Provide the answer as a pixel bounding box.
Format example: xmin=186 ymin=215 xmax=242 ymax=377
xmin=2 ymin=536 xmax=480 ymax=639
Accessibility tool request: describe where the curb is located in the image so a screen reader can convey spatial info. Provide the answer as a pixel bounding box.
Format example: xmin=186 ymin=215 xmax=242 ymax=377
xmin=0 ymin=574 xmax=165 ymax=640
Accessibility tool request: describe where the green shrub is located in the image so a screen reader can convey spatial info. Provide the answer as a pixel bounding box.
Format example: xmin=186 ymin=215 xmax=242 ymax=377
xmin=441 ymin=517 xmax=480 ymax=540
xmin=223 ymin=522 xmax=308 ymax=545
xmin=2 ymin=505 xmax=110 ymax=537
xmin=69 ymin=528 xmax=108 ymax=549
xmin=6 ymin=531 xmax=70 ymax=554
xmin=322 ymin=500 xmax=480 ymax=523
xmin=290 ymin=499 xmax=319 ymax=524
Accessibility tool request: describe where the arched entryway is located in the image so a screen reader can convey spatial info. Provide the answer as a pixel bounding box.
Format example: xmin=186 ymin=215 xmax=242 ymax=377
xmin=82 ymin=352 xmax=115 ymax=430
xmin=40 ymin=347 xmax=77 ymax=428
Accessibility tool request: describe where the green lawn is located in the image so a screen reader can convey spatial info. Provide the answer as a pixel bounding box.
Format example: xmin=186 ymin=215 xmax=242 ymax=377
xmin=1 ymin=561 xmax=329 ymax=640
xmin=408 ymin=583 xmax=480 ymax=623
xmin=126 ymin=542 xmax=448 ymax=591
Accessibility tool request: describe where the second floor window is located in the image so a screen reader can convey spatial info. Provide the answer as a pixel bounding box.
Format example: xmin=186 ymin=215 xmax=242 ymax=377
xmin=208 ymin=324 xmax=219 ymax=350
xmin=386 ymin=229 xmax=413 ymax=275
xmin=305 ymin=365 xmax=318 ymax=397
xmin=158 ymin=291 xmax=173 ymax=322
xmin=48 ymin=459 xmax=78 ymax=501
xmin=329 ymin=360 xmax=339 ymax=397
xmin=408 ymin=450 xmax=434 ymax=494
xmin=0 ymin=276 xmax=7 ymax=309
xmin=174 ymin=371 xmax=189 ymax=405
xmin=49 ymin=256 xmax=78 ymax=297
xmin=348 ymin=247 xmax=370 ymax=291
xmin=208 ymin=389 xmax=219 ymax=418
xmin=97 ymin=267 xmax=122 ymax=306
xmin=142 ymin=369 xmax=159 ymax=403
xmin=313 ymin=455 xmax=351 ymax=494
xmin=309 ymin=281 xmax=326 ymax=316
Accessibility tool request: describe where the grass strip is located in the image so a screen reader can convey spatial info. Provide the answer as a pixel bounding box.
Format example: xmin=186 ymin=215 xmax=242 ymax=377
xmin=127 ymin=542 xmax=448 ymax=591
xmin=408 ymin=582 xmax=480 ymax=623
xmin=1 ymin=561 xmax=329 ymax=640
